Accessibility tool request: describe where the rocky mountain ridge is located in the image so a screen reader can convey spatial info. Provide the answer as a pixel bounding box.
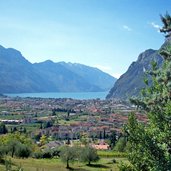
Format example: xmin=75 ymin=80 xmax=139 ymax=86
xmin=106 ymin=45 xmax=167 ymax=99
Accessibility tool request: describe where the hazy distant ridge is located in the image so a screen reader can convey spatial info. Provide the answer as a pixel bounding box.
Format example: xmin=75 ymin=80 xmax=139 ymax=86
xmin=0 ymin=45 xmax=116 ymax=93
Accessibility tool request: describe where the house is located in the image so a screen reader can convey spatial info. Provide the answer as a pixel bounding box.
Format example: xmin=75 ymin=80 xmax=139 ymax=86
xmin=91 ymin=142 xmax=110 ymax=150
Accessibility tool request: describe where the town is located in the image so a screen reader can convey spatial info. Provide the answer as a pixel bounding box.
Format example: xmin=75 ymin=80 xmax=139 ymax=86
xmin=0 ymin=95 xmax=147 ymax=150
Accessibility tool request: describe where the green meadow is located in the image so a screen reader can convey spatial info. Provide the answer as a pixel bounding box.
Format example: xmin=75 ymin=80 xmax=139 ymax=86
xmin=0 ymin=154 xmax=128 ymax=171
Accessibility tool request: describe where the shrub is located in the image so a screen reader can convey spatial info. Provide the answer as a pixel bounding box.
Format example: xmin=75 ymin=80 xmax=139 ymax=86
xmin=42 ymin=150 xmax=52 ymax=158
xmin=32 ymin=151 xmax=43 ymax=159
xmin=118 ymin=162 xmax=135 ymax=171
xmin=15 ymin=143 xmax=32 ymax=158
xmin=51 ymin=147 xmax=60 ymax=157
xmin=33 ymin=150 xmax=52 ymax=159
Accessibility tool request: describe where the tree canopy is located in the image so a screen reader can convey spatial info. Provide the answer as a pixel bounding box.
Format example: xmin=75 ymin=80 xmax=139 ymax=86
xmin=80 ymin=146 xmax=99 ymax=165
xmin=124 ymin=13 xmax=171 ymax=171
xmin=60 ymin=146 xmax=77 ymax=168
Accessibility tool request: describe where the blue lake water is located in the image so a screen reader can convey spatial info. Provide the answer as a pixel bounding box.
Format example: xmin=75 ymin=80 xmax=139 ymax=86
xmin=6 ymin=91 xmax=109 ymax=100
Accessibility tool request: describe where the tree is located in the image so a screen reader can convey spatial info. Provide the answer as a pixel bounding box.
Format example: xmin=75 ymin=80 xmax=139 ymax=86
xmin=40 ymin=135 xmax=48 ymax=146
xmin=60 ymin=146 xmax=77 ymax=168
xmin=80 ymin=133 xmax=89 ymax=145
xmin=7 ymin=140 xmax=19 ymax=158
xmin=109 ymin=130 xmax=117 ymax=149
xmin=80 ymin=146 xmax=99 ymax=165
xmin=43 ymin=121 xmax=53 ymax=128
xmin=15 ymin=143 xmax=31 ymax=158
xmin=0 ymin=133 xmax=34 ymax=158
xmin=124 ymin=13 xmax=171 ymax=171
xmin=160 ymin=12 xmax=171 ymax=38
xmin=0 ymin=122 xmax=8 ymax=134
xmin=114 ymin=137 xmax=127 ymax=152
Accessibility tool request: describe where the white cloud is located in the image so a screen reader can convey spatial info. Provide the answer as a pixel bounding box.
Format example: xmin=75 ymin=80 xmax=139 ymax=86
xmin=123 ymin=25 xmax=132 ymax=31
xmin=150 ymin=22 xmax=161 ymax=32
xmin=93 ymin=64 xmax=122 ymax=78
xmin=94 ymin=64 xmax=112 ymax=72
xmin=111 ymin=73 xmax=122 ymax=79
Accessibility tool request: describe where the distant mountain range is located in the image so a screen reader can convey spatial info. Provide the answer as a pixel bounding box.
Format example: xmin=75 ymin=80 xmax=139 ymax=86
xmin=106 ymin=40 xmax=171 ymax=99
xmin=0 ymin=45 xmax=116 ymax=93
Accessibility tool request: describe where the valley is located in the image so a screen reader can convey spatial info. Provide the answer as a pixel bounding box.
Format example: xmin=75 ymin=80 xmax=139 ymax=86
xmin=0 ymin=96 xmax=145 ymax=139
xmin=0 ymin=96 xmax=145 ymax=170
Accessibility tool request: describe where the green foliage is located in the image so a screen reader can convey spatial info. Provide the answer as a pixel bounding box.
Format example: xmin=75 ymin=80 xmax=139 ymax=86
xmin=5 ymin=158 xmax=12 ymax=171
xmin=0 ymin=133 xmax=34 ymax=158
xmin=15 ymin=143 xmax=32 ymax=158
xmin=60 ymin=146 xmax=77 ymax=168
xmin=0 ymin=144 xmax=6 ymax=162
xmin=114 ymin=137 xmax=127 ymax=152
xmin=80 ymin=133 xmax=89 ymax=145
xmin=0 ymin=122 xmax=8 ymax=134
xmin=41 ymin=150 xmax=52 ymax=159
xmin=6 ymin=140 xmax=31 ymax=158
xmin=51 ymin=147 xmax=60 ymax=157
xmin=33 ymin=150 xmax=52 ymax=159
xmin=33 ymin=147 xmax=60 ymax=159
xmin=39 ymin=135 xmax=48 ymax=146
xmin=118 ymin=161 xmax=135 ymax=171
xmin=125 ymin=13 xmax=171 ymax=171
xmin=7 ymin=140 xmax=20 ymax=158
xmin=160 ymin=12 xmax=171 ymax=38
xmin=79 ymin=146 xmax=99 ymax=165
xmin=109 ymin=131 xmax=117 ymax=149
xmin=32 ymin=151 xmax=43 ymax=159
xmin=97 ymin=150 xmax=128 ymax=158
xmin=43 ymin=121 xmax=53 ymax=128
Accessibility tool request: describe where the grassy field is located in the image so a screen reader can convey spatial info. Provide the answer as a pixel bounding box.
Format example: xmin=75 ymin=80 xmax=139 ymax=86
xmin=0 ymin=157 xmax=128 ymax=171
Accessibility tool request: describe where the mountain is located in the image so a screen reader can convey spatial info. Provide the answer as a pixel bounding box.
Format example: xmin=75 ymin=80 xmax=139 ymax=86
xmin=106 ymin=43 xmax=168 ymax=99
xmin=0 ymin=45 xmax=53 ymax=93
xmin=58 ymin=62 xmax=115 ymax=91
xmin=33 ymin=60 xmax=103 ymax=92
xmin=0 ymin=45 xmax=116 ymax=93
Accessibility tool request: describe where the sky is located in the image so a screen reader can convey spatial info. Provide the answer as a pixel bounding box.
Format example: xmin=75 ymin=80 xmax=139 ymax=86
xmin=0 ymin=0 xmax=171 ymax=78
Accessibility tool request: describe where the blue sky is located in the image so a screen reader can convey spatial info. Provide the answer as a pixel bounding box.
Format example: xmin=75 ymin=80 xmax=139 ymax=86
xmin=0 ymin=0 xmax=171 ymax=78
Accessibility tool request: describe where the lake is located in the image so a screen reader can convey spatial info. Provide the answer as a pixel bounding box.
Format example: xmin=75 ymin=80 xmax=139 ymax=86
xmin=6 ymin=91 xmax=109 ymax=100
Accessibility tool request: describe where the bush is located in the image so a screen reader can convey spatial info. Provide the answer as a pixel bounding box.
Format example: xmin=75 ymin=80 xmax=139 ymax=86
xmin=15 ymin=143 xmax=32 ymax=158
xmin=33 ymin=151 xmax=43 ymax=159
xmin=33 ymin=149 xmax=53 ymax=159
xmin=118 ymin=162 xmax=135 ymax=171
xmin=42 ymin=150 xmax=52 ymax=158
xmin=51 ymin=147 xmax=60 ymax=157
xmin=114 ymin=137 xmax=127 ymax=152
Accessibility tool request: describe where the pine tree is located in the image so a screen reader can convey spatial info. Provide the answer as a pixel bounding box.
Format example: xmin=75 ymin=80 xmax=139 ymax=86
xmin=124 ymin=13 xmax=171 ymax=171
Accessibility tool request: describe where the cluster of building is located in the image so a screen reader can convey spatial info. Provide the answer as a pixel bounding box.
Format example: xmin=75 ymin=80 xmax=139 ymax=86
xmin=0 ymin=96 xmax=147 ymax=149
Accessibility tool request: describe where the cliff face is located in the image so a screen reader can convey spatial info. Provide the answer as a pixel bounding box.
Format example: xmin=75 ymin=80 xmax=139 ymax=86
xmin=106 ymin=48 xmax=163 ymax=99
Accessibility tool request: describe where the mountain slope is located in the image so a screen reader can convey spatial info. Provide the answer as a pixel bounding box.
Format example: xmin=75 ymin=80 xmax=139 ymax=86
xmin=106 ymin=49 xmax=163 ymax=99
xmin=58 ymin=62 xmax=116 ymax=91
xmin=0 ymin=45 xmax=116 ymax=93
xmin=0 ymin=45 xmax=54 ymax=93
xmin=33 ymin=60 xmax=103 ymax=92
